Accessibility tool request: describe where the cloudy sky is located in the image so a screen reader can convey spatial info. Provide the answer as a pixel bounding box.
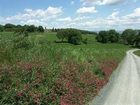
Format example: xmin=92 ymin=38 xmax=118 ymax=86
xmin=0 ymin=0 xmax=140 ymax=31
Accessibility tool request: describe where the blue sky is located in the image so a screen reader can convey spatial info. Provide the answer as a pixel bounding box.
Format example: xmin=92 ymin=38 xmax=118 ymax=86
xmin=0 ymin=0 xmax=140 ymax=31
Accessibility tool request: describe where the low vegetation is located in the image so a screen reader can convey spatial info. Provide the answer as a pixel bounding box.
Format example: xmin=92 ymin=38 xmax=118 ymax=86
xmin=0 ymin=23 xmax=137 ymax=104
xmin=134 ymin=50 xmax=140 ymax=56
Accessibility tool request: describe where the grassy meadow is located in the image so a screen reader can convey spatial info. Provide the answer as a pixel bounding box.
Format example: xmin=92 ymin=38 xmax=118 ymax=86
xmin=0 ymin=32 xmax=131 ymax=105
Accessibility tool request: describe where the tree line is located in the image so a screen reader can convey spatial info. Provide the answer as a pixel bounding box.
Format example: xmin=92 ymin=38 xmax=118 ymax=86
xmin=0 ymin=24 xmax=139 ymax=47
xmin=96 ymin=29 xmax=140 ymax=47
xmin=0 ymin=24 xmax=44 ymax=33
xmin=56 ymin=28 xmax=140 ymax=47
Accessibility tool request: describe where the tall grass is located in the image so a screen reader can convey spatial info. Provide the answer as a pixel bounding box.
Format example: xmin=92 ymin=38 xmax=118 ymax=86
xmin=0 ymin=32 xmax=130 ymax=104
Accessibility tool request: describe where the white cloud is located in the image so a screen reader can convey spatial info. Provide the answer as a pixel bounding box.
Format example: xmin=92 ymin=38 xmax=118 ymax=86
xmin=6 ymin=6 xmax=63 ymax=21
xmin=21 ymin=19 xmax=45 ymax=26
xmin=57 ymin=8 xmax=140 ymax=30
xmin=1 ymin=7 xmax=140 ymax=30
xmin=107 ymin=11 xmax=120 ymax=19
xmin=125 ymin=8 xmax=140 ymax=19
xmin=57 ymin=16 xmax=91 ymax=22
xmin=76 ymin=6 xmax=97 ymax=14
xmin=81 ymin=0 xmax=125 ymax=5
xmin=57 ymin=17 xmax=72 ymax=22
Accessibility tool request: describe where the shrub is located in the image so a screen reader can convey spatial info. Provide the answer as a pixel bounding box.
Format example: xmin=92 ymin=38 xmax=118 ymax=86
xmin=0 ymin=25 xmax=4 ymax=32
xmin=56 ymin=29 xmax=67 ymax=42
xmin=96 ymin=30 xmax=119 ymax=43
xmin=134 ymin=31 xmax=140 ymax=47
xmin=56 ymin=29 xmax=82 ymax=45
xmin=13 ymin=31 xmax=32 ymax=49
xmin=83 ymin=38 xmax=88 ymax=44
xmin=37 ymin=26 xmax=44 ymax=32
xmin=122 ymin=29 xmax=136 ymax=45
xmin=96 ymin=31 xmax=109 ymax=43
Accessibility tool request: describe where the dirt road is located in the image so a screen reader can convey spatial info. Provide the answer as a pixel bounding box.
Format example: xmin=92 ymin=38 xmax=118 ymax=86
xmin=89 ymin=49 xmax=140 ymax=105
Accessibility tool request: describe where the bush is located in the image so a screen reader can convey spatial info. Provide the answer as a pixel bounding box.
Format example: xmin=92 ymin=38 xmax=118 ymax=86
xmin=25 ymin=25 xmax=37 ymax=33
xmin=13 ymin=32 xmax=32 ymax=49
xmin=96 ymin=30 xmax=119 ymax=43
xmin=37 ymin=26 xmax=44 ymax=32
xmin=0 ymin=25 xmax=4 ymax=32
xmin=134 ymin=31 xmax=140 ymax=47
xmin=67 ymin=29 xmax=82 ymax=45
xmin=56 ymin=29 xmax=67 ymax=42
xmin=56 ymin=29 xmax=82 ymax=45
xmin=83 ymin=38 xmax=88 ymax=44
xmin=96 ymin=31 xmax=109 ymax=43
xmin=122 ymin=29 xmax=136 ymax=45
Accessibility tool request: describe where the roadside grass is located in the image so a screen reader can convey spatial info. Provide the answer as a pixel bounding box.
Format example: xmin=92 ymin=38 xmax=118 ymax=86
xmin=134 ymin=50 xmax=140 ymax=56
xmin=0 ymin=32 xmax=130 ymax=105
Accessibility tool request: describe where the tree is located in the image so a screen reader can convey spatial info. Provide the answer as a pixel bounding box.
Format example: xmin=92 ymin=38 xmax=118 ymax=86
xmin=122 ymin=29 xmax=136 ymax=45
xmin=108 ymin=29 xmax=119 ymax=43
xmin=56 ymin=29 xmax=67 ymax=42
xmin=134 ymin=31 xmax=140 ymax=47
xmin=56 ymin=29 xmax=82 ymax=45
xmin=4 ymin=23 xmax=15 ymax=29
xmin=96 ymin=31 xmax=109 ymax=43
xmin=0 ymin=25 xmax=4 ymax=32
xmin=26 ymin=25 xmax=37 ymax=32
xmin=37 ymin=26 xmax=44 ymax=32
xmin=67 ymin=29 xmax=82 ymax=45
xmin=4 ymin=23 xmax=15 ymax=31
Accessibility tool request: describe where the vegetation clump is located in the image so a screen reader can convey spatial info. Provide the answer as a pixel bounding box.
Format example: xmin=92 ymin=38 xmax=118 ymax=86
xmin=13 ymin=31 xmax=32 ymax=49
xmin=56 ymin=29 xmax=82 ymax=45
xmin=96 ymin=29 xmax=119 ymax=43
xmin=0 ymin=23 xmax=45 ymax=33
xmin=96 ymin=29 xmax=140 ymax=48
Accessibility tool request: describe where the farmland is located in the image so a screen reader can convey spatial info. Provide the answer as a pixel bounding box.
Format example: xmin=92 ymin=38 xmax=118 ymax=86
xmin=0 ymin=31 xmax=130 ymax=105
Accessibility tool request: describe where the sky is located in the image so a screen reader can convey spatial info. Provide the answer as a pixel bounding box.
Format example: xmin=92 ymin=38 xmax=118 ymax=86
xmin=0 ymin=0 xmax=140 ymax=31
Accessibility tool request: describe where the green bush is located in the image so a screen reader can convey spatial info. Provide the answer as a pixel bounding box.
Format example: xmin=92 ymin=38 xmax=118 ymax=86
xmin=56 ymin=29 xmax=82 ymax=45
xmin=13 ymin=32 xmax=32 ymax=49
xmin=37 ymin=26 xmax=44 ymax=32
xmin=96 ymin=30 xmax=119 ymax=43
xmin=122 ymin=29 xmax=136 ymax=45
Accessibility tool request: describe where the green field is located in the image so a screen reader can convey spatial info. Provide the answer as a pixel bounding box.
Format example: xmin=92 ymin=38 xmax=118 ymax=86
xmin=0 ymin=32 xmax=131 ymax=105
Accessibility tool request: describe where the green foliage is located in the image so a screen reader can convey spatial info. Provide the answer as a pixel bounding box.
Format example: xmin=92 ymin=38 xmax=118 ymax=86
xmin=4 ymin=23 xmax=16 ymax=31
xmin=0 ymin=25 xmax=4 ymax=32
xmin=67 ymin=29 xmax=82 ymax=45
xmin=37 ymin=26 xmax=44 ymax=32
xmin=0 ymin=24 xmax=45 ymax=33
xmin=83 ymin=38 xmax=88 ymax=44
xmin=56 ymin=29 xmax=67 ymax=42
xmin=13 ymin=31 xmax=32 ymax=49
xmin=96 ymin=31 xmax=109 ymax=43
xmin=4 ymin=23 xmax=15 ymax=29
xmin=96 ymin=30 xmax=119 ymax=43
xmin=108 ymin=30 xmax=119 ymax=43
xmin=122 ymin=29 xmax=136 ymax=45
xmin=56 ymin=29 xmax=82 ymax=45
xmin=0 ymin=31 xmax=130 ymax=105
xmin=134 ymin=50 xmax=140 ymax=56
xmin=134 ymin=31 xmax=140 ymax=47
xmin=25 ymin=25 xmax=37 ymax=32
